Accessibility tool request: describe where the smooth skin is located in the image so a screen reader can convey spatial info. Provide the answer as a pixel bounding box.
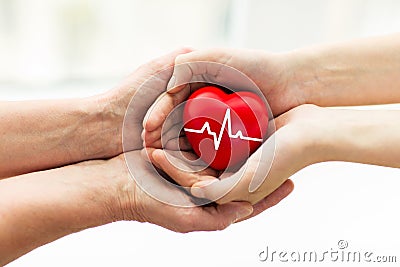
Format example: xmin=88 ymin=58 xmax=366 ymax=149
xmin=143 ymin=33 xmax=400 ymax=204
xmin=0 ymin=49 xmax=293 ymax=266
xmin=146 ymin=104 xmax=400 ymax=204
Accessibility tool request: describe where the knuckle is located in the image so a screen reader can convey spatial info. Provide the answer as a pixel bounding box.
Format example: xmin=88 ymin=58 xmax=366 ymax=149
xmin=178 ymin=211 xmax=197 ymax=232
xmin=215 ymin=220 xmax=230 ymax=231
xmin=175 ymin=54 xmax=187 ymax=65
xmin=176 ymin=226 xmax=191 ymax=234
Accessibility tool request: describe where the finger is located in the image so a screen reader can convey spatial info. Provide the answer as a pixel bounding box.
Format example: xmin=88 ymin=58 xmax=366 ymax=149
xmin=189 ymin=149 xmax=267 ymax=203
xmin=190 ymin=176 xmax=241 ymax=203
xmin=130 ymin=47 xmax=194 ymax=107
xmin=161 ymin=122 xmax=184 ymax=146
xmin=164 ymin=136 xmax=192 ymax=151
xmin=190 ymin=148 xmax=281 ymax=205
xmin=219 ymin=127 xmax=278 ymax=196
xmin=158 ymin=149 xmax=218 ymax=174
xmin=141 ymin=148 xmax=153 ymax=163
xmin=145 ymin=53 xmax=231 ymax=134
xmin=183 ymin=201 xmax=253 ymax=232
xmin=192 ymin=166 xmax=286 ymax=206
xmin=167 ymin=50 xmax=232 ymax=92
xmin=152 ymin=83 xmax=206 ymax=135
xmin=143 ymin=123 xmax=183 ymax=149
xmin=142 ymin=128 xmax=161 ymax=145
xmin=141 ymin=47 xmax=194 ymax=76
xmin=166 ymin=59 xmax=207 ymax=91
xmin=153 ymin=148 xmax=199 ymax=162
xmin=151 ymin=149 xmax=218 ymax=187
xmin=144 ymin=133 xmax=191 ymax=151
xmin=153 ymin=148 xmax=218 ymax=182
xmin=144 ymin=82 xmax=207 ymax=133
xmin=143 ymin=138 xmax=162 ymax=149
xmin=247 ymin=126 xmax=303 ymax=199
xmin=173 ymin=49 xmax=231 ymax=66
xmin=142 ymin=91 xmax=167 ymax=132
xmin=144 ymin=84 xmax=191 ymax=132
xmin=247 ymin=134 xmax=275 ymax=193
xmin=161 ymin=105 xmax=184 ymax=136
xmin=234 ymin=179 xmax=294 ymax=223
xmin=142 ymin=120 xmax=183 ymax=146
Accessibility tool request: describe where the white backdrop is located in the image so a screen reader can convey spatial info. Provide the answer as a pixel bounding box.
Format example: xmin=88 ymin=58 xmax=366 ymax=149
xmin=2 ymin=1 xmax=400 ymax=266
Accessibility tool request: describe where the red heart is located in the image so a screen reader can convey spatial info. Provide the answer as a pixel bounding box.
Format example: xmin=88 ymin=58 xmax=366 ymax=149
xmin=183 ymin=86 xmax=269 ymax=170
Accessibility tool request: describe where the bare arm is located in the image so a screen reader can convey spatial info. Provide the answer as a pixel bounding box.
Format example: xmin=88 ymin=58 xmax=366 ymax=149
xmin=0 ymin=48 xmax=194 ymax=179
xmin=288 ymin=33 xmax=400 ymax=107
xmin=317 ymin=108 xmax=400 ymax=167
xmin=0 ymin=98 xmax=121 ymax=178
xmin=0 ymin=49 xmax=295 ymax=265
xmin=0 ymin=150 xmax=277 ymax=266
xmin=147 ymin=104 xmax=400 ymax=205
xmin=143 ymin=33 xmax=400 ymax=137
xmin=0 ymin=158 xmax=120 ymax=265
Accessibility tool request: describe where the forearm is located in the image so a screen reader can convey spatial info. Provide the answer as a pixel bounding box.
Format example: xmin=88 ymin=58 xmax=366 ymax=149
xmin=0 ymin=158 xmax=126 ymax=265
xmin=287 ymin=33 xmax=400 ymax=106
xmin=318 ymin=108 xmax=400 ymax=168
xmin=0 ymin=96 xmax=122 ymax=178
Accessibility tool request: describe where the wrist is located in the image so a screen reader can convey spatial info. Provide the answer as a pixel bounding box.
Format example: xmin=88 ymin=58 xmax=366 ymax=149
xmin=279 ymin=49 xmax=325 ymax=106
xmin=83 ymin=94 xmax=124 ymax=158
xmin=306 ymin=108 xmax=384 ymax=164
xmin=316 ymin=109 xmax=400 ymax=166
xmin=100 ymin=154 xmax=142 ymax=222
xmin=256 ymin=50 xmax=313 ymax=114
xmin=281 ymin=105 xmax=337 ymax=165
xmin=61 ymin=159 xmax=128 ymax=227
xmin=69 ymin=155 xmax=137 ymax=224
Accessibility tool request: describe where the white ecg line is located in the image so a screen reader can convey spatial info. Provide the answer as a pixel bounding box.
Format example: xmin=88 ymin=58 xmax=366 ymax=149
xmin=184 ymin=108 xmax=263 ymax=151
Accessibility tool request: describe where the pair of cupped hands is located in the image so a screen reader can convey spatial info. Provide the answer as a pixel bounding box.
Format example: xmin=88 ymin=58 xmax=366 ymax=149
xmin=105 ymin=47 xmax=324 ymax=233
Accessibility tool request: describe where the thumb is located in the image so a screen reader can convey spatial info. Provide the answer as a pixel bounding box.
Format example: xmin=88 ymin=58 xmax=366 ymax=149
xmin=166 ymin=49 xmax=232 ymax=92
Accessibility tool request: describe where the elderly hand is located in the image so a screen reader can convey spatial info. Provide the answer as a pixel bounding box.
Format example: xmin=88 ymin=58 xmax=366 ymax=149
xmin=95 ymin=48 xmax=294 ymax=229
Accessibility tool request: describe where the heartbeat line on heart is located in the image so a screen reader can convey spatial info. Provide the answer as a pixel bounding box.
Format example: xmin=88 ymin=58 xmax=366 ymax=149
xmin=184 ymin=108 xmax=263 ymax=151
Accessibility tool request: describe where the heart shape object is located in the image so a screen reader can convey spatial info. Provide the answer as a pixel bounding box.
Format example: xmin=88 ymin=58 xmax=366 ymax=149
xmin=183 ymin=86 xmax=269 ymax=170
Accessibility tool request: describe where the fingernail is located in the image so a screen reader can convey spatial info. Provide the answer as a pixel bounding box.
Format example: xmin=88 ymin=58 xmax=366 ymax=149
xmin=141 ymin=149 xmax=151 ymax=162
xmin=191 ymin=186 xmax=206 ymax=199
xmin=152 ymin=149 xmax=164 ymax=160
xmin=166 ymin=75 xmax=176 ymax=91
xmin=141 ymin=129 xmax=146 ymax=141
xmin=143 ymin=116 xmax=150 ymax=130
xmin=191 ymin=179 xmax=218 ymax=199
xmin=234 ymin=206 xmax=253 ymax=222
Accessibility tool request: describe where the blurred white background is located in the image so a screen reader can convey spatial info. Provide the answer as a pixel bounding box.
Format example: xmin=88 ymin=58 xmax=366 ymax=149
xmin=2 ymin=0 xmax=400 ymax=266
